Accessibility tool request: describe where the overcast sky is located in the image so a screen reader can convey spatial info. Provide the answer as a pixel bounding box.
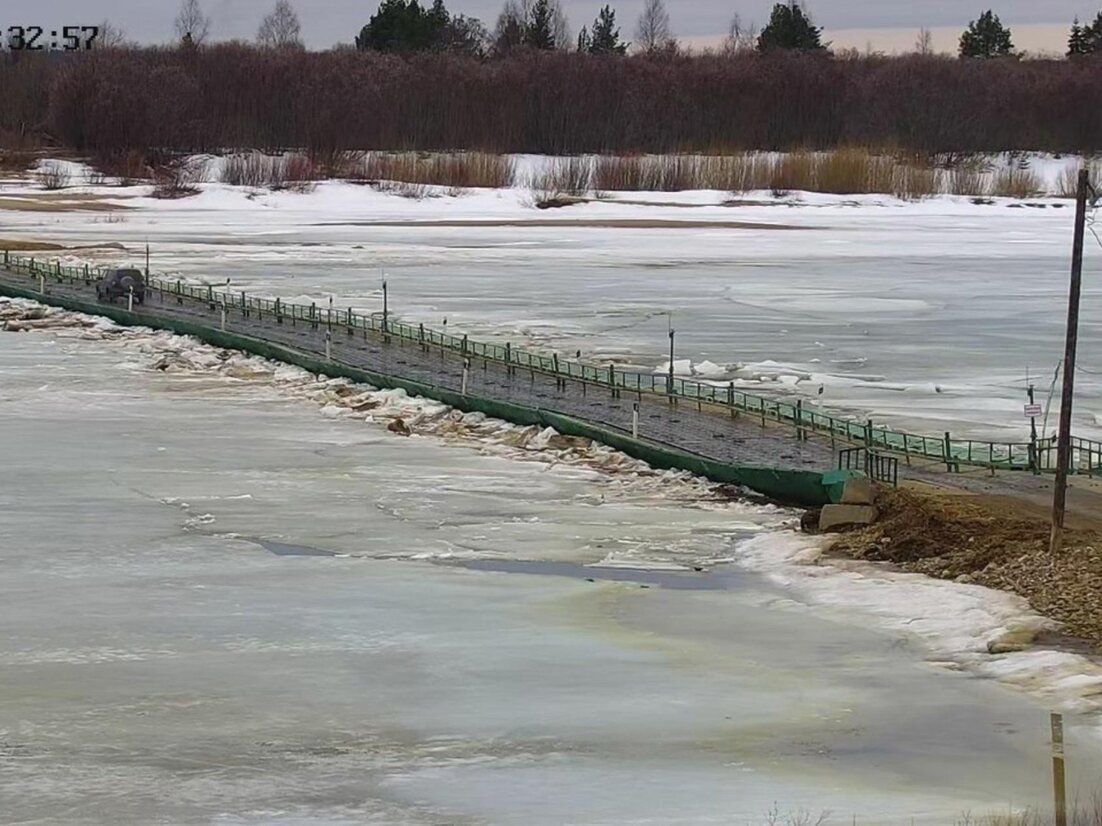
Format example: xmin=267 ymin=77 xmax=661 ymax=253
xmin=6 ymin=0 xmax=1096 ymax=51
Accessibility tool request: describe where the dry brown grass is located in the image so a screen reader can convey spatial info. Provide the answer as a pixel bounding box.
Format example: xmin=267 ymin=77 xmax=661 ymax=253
xmin=893 ymin=159 xmax=943 ymax=201
xmin=947 ymin=160 xmax=991 ymax=197
xmin=813 ymin=148 xmax=893 ymax=194
xmin=992 ymin=163 xmax=1044 ymax=199
xmin=767 ymin=152 xmax=815 ymax=196
xmin=353 ymin=151 xmax=515 ymax=190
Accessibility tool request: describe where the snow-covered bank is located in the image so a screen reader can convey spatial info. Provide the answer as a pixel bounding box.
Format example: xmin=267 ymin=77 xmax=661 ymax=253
xmin=736 ymin=531 xmax=1102 ymax=721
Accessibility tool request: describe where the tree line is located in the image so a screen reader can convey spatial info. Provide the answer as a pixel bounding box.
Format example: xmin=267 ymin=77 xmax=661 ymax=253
xmin=4 ymin=46 xmax=1100 ymax=156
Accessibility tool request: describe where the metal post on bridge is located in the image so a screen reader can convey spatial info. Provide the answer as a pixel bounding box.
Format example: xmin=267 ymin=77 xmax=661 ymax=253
xmin=462 ymin=358 xmax=470 ymax=395
xmin=632 ymin=402 xmax=639 ymax=439
xmin=220 ymin=303 xmax=226 ymax=331
xmin=128 ymin=286 xmax=135 ymax=313
xmin=325 ymin=329 xmax=332 ymax=361
xmin=667 ymin=316 xmax=676 ymax=399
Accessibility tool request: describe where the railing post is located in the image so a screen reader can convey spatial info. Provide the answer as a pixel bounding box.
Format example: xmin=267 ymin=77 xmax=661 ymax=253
xmin=462 ymin=358 xmax=470 ymax=395
xmin=419 ymin=323 xmax=425 ymax=344
xmin=796 ymin=399 xmax=805 ymax=441
xmin=944 ymin=431 xmax=955 ymax=472
xmin=632 ymin=402 xmax=639 ymax=438
xmin=325 ymin=330 xmax=331 ymax=360
xmin=865 ymin=419 xmax=873 ymax=449
xmin=462 ymin=334 xmax=468 ymax=356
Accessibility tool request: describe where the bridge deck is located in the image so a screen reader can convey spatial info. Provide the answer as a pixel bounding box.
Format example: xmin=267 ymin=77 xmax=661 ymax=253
xmin=1 ymin=268 xmax=838 ymax=478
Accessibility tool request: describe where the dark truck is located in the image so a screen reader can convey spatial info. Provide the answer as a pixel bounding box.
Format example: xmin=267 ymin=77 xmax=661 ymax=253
xmin=96 ymin=268 xmax=146 ymax=305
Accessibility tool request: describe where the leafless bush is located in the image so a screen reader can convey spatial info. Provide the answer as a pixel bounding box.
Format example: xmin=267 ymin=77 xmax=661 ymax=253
xmin=373 ymin=179 xmax=435 ymax=199
xmin=1057 ymin=160 xmax=1101 ymax=198
xmin=947 ymin=159 xmax=991 ymax=197
xmin=0 ymin=150 xmax=38 ymax=175
xmin=91 ymin=150 xmax=153 ymax=185
xmin=278 ymin=153 xmax=317 ymax=191
xmin=992 ymin=163 xmax=1043 ymax=199
xmin=222 ymin=152 xmax=277 ymax=187
xmin=152 ymin=157 xmax=205 ymax=198
xmin=37 ymin=162 xmax=71 ymax=190
xmin=530 ymin=156 xmax=594 ymax=202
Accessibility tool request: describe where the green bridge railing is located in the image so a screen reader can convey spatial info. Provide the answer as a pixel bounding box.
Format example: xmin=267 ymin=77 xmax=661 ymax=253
xmin=5 ymin=250 xmax=1101 ymax=479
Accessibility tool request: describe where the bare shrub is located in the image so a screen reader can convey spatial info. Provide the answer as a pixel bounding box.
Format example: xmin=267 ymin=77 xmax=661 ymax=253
xmin=277 ymin=153 xmax=317 ymax=191
xmin=0 ymin=150 xmax=38 ymax=175
xmin=373 ymin=179 xmax=434 ymax=199
xmin=91 ymin=150 xmax=152 ymax=185
xmin=530 ymin=156 xmax=594 ymax=200
xmin=947 ymin=159 xmax=990 ymax=197
xmin=37 ymin=162 xmax=71 ymax=190
xmin=1057 ymin=160 xmax=1101 ymax=198
xmin=812 ymin=148 xmax=893 ymax=194
xmin=992 ymin=163 xmax=1043 ymax=199
xmin=152 ymin=157 xmax=206 ymax=198
xmin=222 ymin=152 xmax=275 ymax=187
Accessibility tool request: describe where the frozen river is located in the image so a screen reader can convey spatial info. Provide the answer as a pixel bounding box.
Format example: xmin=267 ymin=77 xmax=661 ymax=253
xmin=2 ymin=172 xmax=1100 ymax=444
xmin=3 ymin=314 xmax=1102 ymax=823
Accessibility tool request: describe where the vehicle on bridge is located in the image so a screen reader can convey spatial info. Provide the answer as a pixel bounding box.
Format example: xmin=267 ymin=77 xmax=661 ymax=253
xmin=96 ymin=268 xmax=146 ymax=305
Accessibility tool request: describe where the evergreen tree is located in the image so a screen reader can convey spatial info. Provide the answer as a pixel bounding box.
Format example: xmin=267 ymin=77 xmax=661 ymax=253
xmin=355 ymin=0 xmax=466 ymax=52
xmin=756 ymin=2 xmax=824 ymax=52
xmin=958 ymin=10 xmax=1013 ymax=58
xmin=1085 ymin=12 xmax=1102 ymax=53
xmin=1069 ymin=17 xmax=1088 ymax=56
xmin=525 ymin=0 xmax=557 ymax=49
xmin=586 ymin=6 xmax=627 ymax=54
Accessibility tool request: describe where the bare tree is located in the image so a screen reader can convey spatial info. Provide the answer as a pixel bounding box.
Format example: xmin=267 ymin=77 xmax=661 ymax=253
xmin=257 ymin=0 xmax=302 ymax=48
xmin=724 ymin=14 xmax=757 ymax=54
xmin=915 ymin=27 xmax=933 ymax=55
xmin=95 ymin=20 xmax=130 ymax=48
xmin=635 ymin=0 xmax=672 ymax=52
xmin=174 ymin=0 xmax=211 ymax=46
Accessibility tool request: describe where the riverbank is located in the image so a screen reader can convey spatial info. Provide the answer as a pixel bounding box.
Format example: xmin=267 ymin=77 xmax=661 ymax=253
xmin=826 ymin=484 xmax=1102 ymax=650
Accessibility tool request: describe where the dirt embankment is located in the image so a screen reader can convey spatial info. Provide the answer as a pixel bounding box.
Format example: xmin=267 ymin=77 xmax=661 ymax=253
xmin=825 ymin=486 xmax=1102 ymax=648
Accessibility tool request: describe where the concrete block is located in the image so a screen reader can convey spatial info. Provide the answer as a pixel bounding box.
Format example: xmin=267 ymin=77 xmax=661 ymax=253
xmin=819 ymin=504 xmax=878 ymax=532
xmin=840 ymin=476 xmax=877 ymax=505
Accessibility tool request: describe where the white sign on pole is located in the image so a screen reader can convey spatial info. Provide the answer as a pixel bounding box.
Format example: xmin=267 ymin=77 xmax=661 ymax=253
xmin=1025 ymin=404 xmax=1043 ymax=418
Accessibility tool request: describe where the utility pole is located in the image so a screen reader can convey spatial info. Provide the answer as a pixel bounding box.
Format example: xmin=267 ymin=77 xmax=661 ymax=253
xmin=1050 ymin=168 xmax=1091 ymax=554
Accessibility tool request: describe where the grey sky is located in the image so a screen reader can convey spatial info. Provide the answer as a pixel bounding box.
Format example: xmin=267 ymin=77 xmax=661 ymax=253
xmin=4 ymin=0 xmax=1096 ymax=48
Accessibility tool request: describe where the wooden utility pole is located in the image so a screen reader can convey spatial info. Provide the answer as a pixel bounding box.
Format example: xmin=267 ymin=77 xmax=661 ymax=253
xmin=1050 ymin=168 xmax=1090 ymax=554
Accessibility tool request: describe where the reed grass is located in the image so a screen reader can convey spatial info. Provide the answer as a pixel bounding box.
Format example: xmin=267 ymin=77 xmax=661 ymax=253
xmin=992 ymin=163 xmax=1044 ymax=199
